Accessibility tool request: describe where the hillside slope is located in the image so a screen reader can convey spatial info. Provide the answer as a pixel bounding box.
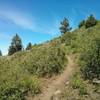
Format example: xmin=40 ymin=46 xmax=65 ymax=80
xmin=0 ymin=21 xmax=100 ymax=100
xmin=58 ymin=22 xmax=100 ymax=100
xmin=32 ymin=55 xmax=76 ymax=100
xmin=0 ymin=44 xmax=66 ymax=99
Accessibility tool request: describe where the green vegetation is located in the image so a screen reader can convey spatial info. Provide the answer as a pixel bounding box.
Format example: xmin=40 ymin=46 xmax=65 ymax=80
xmin=78 ymin=15 xmax=97 ymax=29
xmin=26 ymin=42 xmax=33 ymax=50
xmin=60 ymin=15 xmax=100 ymax=99
xmin=80 ymin=38 xmax=100 ymax=80
xmin=62 ymin=16 xmax=99 ymax=81
xmin=0 ymin=50 xmax=2 ymax=56
xmin=8 ymin=34 xmax=23 ymax=55
xmin=71 ymin=73 xmax=87 ymax=95
xmin=78 ymin=20 xmax=85 ymax=28
xmin=0 ymin=57 xmax=40 ymax=100
xmin=61 ymin=32 xmax=76 ymax=46
xmin=0 ymin=44 xmax=66 ymax=99
xmin=13 ymin=45 xmax=66 ymax=76
xmin=59 ymin=18 xmax=71 ymax=34
xmin=85 ymin=15 xmax=97 ymax=28
xmin=0 ymin=15 xmax=100 ymax=99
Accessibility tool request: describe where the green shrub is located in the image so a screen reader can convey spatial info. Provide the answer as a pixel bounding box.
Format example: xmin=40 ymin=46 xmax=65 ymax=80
xmin=0 ymin=58 xmax=40 ymax=100
xmin=78 ymin=20 xmax=85 ymax=28
xmin=71 ymin=73 xmax=87 ymax=95
xmin=80 ymin=38 xmax=100 ymax=80
xmin=0 ymin=44 xmax=66 ymax=99
xmin=71 ymin=74 xmax=82 ymax=89
xmin=0 ymin=73 xmax=40 ymax=100
xmin=8 ymin=34 xmax=23 ymax=55
xmin=61 ymin=32 xmax=76 ymax=46
xmin=25 ymin=45 xmax=66 ymax=76
xmin=0 ymin=50 xmax=2 ymax=56
xmin=26 ymin=42 xmax=33 ymax=50
xmin=79 ymin=85 xmax=87 ymax=95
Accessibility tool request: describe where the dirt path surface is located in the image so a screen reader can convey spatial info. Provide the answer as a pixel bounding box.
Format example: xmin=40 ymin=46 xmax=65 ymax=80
xmin=32 ymin=55 xmax=76 ymax=100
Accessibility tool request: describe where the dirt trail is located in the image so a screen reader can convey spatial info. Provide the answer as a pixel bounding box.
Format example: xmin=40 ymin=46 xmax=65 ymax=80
xmin=32 ymin=55 xmax=76 ymax=100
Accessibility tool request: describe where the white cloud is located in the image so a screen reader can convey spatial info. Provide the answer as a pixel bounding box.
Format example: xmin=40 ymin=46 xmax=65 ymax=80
xmin=0 ymin=10 xmax=35 ymax=31
xmin=0 ymin=9 xmax=60 ymax=36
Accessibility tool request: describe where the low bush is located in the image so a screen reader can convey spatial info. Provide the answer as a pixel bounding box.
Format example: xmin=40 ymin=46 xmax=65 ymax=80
xmin=79 ymin=85 xmax=87 ymax=95
xmin=24 ymin=45 xmax=66 ymax=76
xmin=61 ymin=32 xmax=76 ymax=46
xmin=80 ymin=38 xmax=100 ymax=80
xmin=0 ymin=58 xmax=40 ymax=100
xmin=71 ymin=73 xmax=82 ymax=89
xmin=0 ymin=44 xmax=66 ymax=99
xmin=71 ymin=73 xmax=87 ymax=95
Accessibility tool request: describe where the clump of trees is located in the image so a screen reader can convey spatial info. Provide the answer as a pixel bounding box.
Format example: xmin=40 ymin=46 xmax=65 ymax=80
xmin=78 ymin=20 xmax=85 ymax=28
xmin=59 ymin=18 xmax=71 ymax=34
xmin=8 ymin=34 xmax=23 ymax=55
xmin=81 ymin=38 xmax=100 ymax=80
xmin=26 ymin=42 xmax=33 ymax=50
xmin=85 ymin=15 xmax=97 ymax=28
xmin=78 ymin=15 xmax=97 ymax=28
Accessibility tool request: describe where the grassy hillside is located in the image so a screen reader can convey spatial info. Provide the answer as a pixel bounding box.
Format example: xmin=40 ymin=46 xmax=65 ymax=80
xmin=0 ymin=44 xmax=66 ymax=99
xmin=59 ymin=21 xmax=100 ymax=99
xmin=0 ymin=20 xmax=100 ymax=99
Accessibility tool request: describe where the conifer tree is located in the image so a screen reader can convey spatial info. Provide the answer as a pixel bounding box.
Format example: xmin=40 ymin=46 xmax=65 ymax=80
xmin=85 ymin=15 xmax=97 ymax=28
xmin=0 ymin=50 xmax=2 ymax=56
xmin=78 ymin=20 xmax=85 ymax=28
xmin=8 ymin=34 xmax=23 ymax=55
xmin=26 ymin=42 xmax=32 ymax=50
xmin=59 ymin=18 xmax=71 ymax=34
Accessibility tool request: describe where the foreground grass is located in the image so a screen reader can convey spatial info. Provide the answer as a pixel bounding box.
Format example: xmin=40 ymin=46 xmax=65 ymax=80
xmin=59 ymin=21 xmax=100 ymax=100
xmin=61 ymin=72 xmax=100 ymax=100
xmin=0 ymin=44 xmax=66 ymax=99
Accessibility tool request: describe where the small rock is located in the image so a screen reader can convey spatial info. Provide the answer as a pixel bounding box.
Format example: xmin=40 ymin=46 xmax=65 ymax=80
xmin=51 ymin=90 xmax=62 ymax=100
xmin=93 ymin=79 xmax=100 ymax=84
xmin=54 ymin=90 xmax=61 ymax=95
xmin=65 ymin=81 xmax=69 ymax=85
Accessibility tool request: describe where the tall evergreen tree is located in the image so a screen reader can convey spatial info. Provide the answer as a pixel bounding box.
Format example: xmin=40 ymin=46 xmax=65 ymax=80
xmin=59 ymin=18 xmax=71 ymax=34
xmin=0 ymin=50 xmax=2 ymax=56
xmin=8 ymin=34 xmax=23 ymax=55
xmin=26 ymin=42 xmax=32 ymax=50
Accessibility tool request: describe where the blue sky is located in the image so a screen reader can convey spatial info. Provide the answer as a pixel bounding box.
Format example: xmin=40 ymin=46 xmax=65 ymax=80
xmin=0 ymin=0 xmax=100 ymax=55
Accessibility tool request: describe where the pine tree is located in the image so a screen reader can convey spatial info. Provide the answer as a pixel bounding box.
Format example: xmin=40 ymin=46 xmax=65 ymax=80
xmin=85 ymin=15 xmax=97 ymax=28
xmin=8 ymin=34 xmax=23 ymax=55
xmin=0 ymin=50 xmax=2 ymax=56
xmin=59 ymin=18 xmax=71 ymax=34
xmin=26 ymin=42 xmax=32 ymax=50
xmin=78 ymin=20 xmax=85 ymax=28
